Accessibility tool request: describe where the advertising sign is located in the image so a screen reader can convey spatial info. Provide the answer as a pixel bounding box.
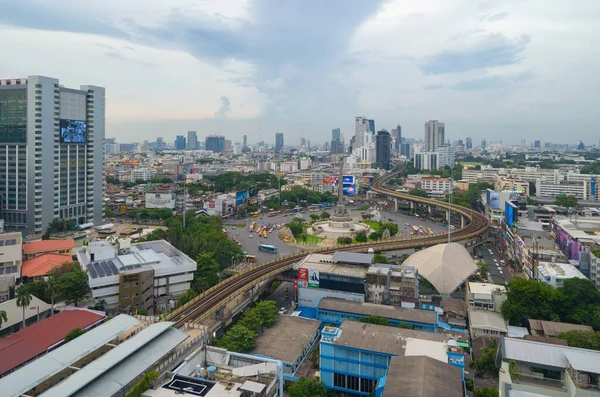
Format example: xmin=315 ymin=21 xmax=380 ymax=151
xmin=323 ymin=176 xmax=332 ymax=185
xmin=298 ymin=268 xmax=309 ymax=288
xmin=343 ymin=184 xmax=356 ymax=195
xmin=490 ymin=191 xmax=500 ymax=209
xmin=308 ymin=269 xmax=320 ymax=288
xmin=119 ymin=204 xmax=127 ymax=214
xmin=342 ymin=175 xmax=355 ymax=184
xmin=592 ymin=177 xmax=596 ymax=200
xmin=145 ymin=193 xmax=176 ymax=209
xmin=505 ymin=201 xmax=517 ymax=227
xmin=236 ymin=190 xmax=248 ymax=206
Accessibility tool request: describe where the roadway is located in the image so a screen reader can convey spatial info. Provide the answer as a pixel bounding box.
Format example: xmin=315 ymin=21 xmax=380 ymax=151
xmin=477 ymin=242 xmax=513 ymax=285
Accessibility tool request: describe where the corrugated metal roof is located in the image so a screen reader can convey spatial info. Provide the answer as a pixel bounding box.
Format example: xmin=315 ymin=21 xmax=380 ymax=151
xmin=40 ymin=323 xmax=187 ymax=397
xmin=562 ymin=349 xmax=600 ymax=375
xmin=383 ymin=356 xmax=462 ymax=397
xmin=0 ymin=294 xmax=52 ymax=331
xmin=0 ymin=314 xmax=139 ymax=397
xmin=468 ymin=310 xmax=508 ymax=333
xmin=319 ymin=298 xmax=437 ymax=325
xmin=502 ymin=337 xmax=569 ymax=369
xmin=331 ymin=252 xmax=374 ymax=265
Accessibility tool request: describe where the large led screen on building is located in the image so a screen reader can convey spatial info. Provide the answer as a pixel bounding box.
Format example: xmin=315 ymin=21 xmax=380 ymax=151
xmin=60 ymin=119 xmax=87 ymax=143
xmin=504 ymin=201 xmax=518 ymax=227
xmin=343 ymin=184 xmax=356 ymax=195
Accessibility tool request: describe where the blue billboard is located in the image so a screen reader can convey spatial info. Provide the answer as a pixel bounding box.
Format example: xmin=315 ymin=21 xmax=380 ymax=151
xmin=505 ymin=201 xmax=518 ymax=227
xmin=490 ymin=191 xmax=500 ymax=209
xmin=236 ymin=190 xmax=248 ymax=206
xmin=592 ymin=177 xmax=596 ymax=201
xmin=343 ymin=184 xmax=356 ymax=195
xmin=342 ymin=175 xmax=355 ymax=184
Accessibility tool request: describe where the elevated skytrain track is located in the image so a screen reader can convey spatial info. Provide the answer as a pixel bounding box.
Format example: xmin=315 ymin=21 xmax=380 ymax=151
xmin=166 ymin=170 xmax=489 ymax=328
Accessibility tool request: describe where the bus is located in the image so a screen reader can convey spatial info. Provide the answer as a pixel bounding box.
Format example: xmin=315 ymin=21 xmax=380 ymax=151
xmin=249 ymin=222 xmax=255 ymax=232
xmin=246 ymin=255 xmax=257 ymax=263
xmin=258 ymin=244 xmax=278 ymax=253
xmin=268 ymin=211 xmax=278 ymax=217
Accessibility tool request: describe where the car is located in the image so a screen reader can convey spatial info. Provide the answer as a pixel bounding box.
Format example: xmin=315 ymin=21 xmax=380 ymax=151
xmin=388 ymin=218 xmax=394 ymax=222
xmin=283 ymin=214 xmax=288 ymax=217
xmin=279 ymin=307 xmax=287 ymax=315
xmin=248 ymin=234 xmax=254 ymax=238
xmin=231 ymin=226 xmax=236 ymax=230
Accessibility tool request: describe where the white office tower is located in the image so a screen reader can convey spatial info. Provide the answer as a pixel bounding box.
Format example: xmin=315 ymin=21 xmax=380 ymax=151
xmin=437 ymin=145 xmax=456 ymax=168
xmin=0 ymin=76 xmax=105 ymax=234
xmin=354 ymin=116 xmax=369 ymax=149
xmin=424 ymin=120 xmax=445 ymax=152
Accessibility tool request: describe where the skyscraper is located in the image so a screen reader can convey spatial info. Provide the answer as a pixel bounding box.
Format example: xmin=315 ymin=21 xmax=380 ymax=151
xmin=400 ymin=143 xmax=411 ymax=158
xmin=481 ymin=140 xmax=487 ymax=150
xmin=392 ymin=125 xmax=402 ymax=152
xmin=0 ymin=76 xmax=105 ymax=234
xmin=175 ymin=135 xmax=186 ymax=150
xmin=466 ymin=137 xmax=472 ymax=149
xmin=424 ymin=120 xmax=445 ymax=152
xmin=205 ymin=135 xmax=225 ymax=152
xmin=375 ymin=130 xmax=391 ymax=170
xmin=243 ymin=134 xmax=248 ymax=150
xmin=187 ymin=131 xmax=198 ymax=150
xmin=332 ymin=128 xmax=341 ymax=141
xmin=331 ymin=128 xmax=343 ymax=154
xmin=534 ymin=140 xmax=541 ymax=148
xmin=275 ymin=132 xmax=284 ymax=152
xmin=354 ymin=117 xmax=369 ymax=148
xmin=368 ymin=119 xmax=375 ymax=134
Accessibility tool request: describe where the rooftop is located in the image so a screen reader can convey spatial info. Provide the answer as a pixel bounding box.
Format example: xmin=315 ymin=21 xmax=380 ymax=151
xmin=537 ymin=261 xmax=587 ymax=280
xmin=367 ymin=263 xmax=418 ymax=278
xmin=329 ymin=321 xmax=446 ymax=356
xmin=318 ymin=298 xmax=437 ymax=325
xmin=468 ymin=282 xmax=507 ymax=296
xmin=296 ymin=254 xmax=367 ymax=278
xmin=21 ymin=254 xmax=73 ymax=278
xmin=40 ymin=322 xmax=188 ymax=397
xmin=0 ymin=308 xmax=105 ymax=375
xmin=80 ymin=240 xmax=196 ymax=279
xmin=0 ymin=294 xmax=52 ymax=332
xmin=252 ymin=316 xmax=320 ymax=364
xmin=528 ymin=319 xmax=593 ymax=337
xmin=468 ymin=309 xmax=508 ymax=333
xmin=383 ymin=356 xmax=462 ymax=397
xmin=0 ymin=314 xmax=139 ymax=397
xmin=440 ymin=297 xmax=467 ymax=317
xmin=501 ymin=336 xmax=600 ymax=375
xmin=23 ymin=239 xmax=75 ymax=255
xmin=331 ymin=252 xmax=374 ymax=265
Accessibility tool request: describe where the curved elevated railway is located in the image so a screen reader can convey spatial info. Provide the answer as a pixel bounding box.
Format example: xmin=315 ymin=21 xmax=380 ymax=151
xmin=166 ymin=170 xmax=489 ymax=327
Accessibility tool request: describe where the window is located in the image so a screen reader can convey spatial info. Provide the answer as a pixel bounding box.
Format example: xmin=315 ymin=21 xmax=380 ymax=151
xmin=347 ymin=375 xmax=359 ymax=391
xmin=122 ymin=294 xmax=129 ymax=299
xmin=333 ymin=373 xmax=345 ymax=389
xmin=123 ymin=283 xmax=130 ymax=288
xmin=134 ymin=282 xmax=140 ymax=286
xmin=133 ymin=293 xmax=139 ymax=297
xmin=360 ymin=378 xmax=374 ymax=394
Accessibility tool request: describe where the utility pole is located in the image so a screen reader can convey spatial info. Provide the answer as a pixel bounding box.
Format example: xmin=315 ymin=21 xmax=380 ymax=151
xmin=183 ymin=170 xmax=187 ymax=230
xmin=448 ymin=177 xmax=453 ymax=244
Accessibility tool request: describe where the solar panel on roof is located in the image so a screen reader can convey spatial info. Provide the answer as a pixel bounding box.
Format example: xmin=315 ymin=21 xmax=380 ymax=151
xmin=95 ymin=262 xmax=106 ymax=277
xmin=87 ymin=264 xmax=98 ymax=279
xmin=107 ymin=260 xmax=119 ymax=275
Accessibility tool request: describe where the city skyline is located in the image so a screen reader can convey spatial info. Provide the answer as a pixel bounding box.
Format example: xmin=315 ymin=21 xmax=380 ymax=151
xmin=2 ymin=1 xmax=598 ymax=145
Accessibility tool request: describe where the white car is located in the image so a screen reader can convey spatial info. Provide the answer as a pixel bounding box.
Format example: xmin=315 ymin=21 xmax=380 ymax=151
xmin=279 ymin=307 xmax=286 ymax=315
xmin=248 ymin=234 xmax=254 ymax=238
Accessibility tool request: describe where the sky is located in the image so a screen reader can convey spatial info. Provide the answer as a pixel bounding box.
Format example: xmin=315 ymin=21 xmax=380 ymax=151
xmin=1 ymin=0 xmax=599 ymax=146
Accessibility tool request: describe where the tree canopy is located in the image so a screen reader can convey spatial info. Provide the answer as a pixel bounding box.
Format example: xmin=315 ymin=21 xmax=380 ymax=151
xmin=359 ymin=316 xmax=390 ymax=326
xmin=219 ymin=324 xmax=258 ymax=352
xmin=288 ymin=377 xmax=328 ymax=397
xmin=469 ymin=339 xmax=498 ymax=374
xmin=408 ymin=188 xmax=429 ymax=198
xmin=64 ymin=327 xmax=87 ymax=342
xmin=556 ymin=330 xmax=600 ymax=350
xmin=553 ymin=194 xmax=578 ymax=208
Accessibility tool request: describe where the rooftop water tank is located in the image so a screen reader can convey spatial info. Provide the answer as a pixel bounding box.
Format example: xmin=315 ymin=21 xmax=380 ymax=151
xmin=207 ymin=366 xmax=217 ymax=380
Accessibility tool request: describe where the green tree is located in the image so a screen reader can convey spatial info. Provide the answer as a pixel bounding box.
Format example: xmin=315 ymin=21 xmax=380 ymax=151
xmin=254 ymin=300 xmax=279 ymax=328
xmin=309 ymin=213 xmax=320 ymax=222
xmin=192 ymin=253 xmax=220 ymax=292
xmin=369 ymin=231 xmax=382 ymax=241
xmin=16 ymin=287 xmax=33 ymax=328
xmin=320 ymin=211 xmax=330 ymax=219
xmin=288 ymin=222 xmax=304 ymax=237
xmin=355 ymin=232 xmax=368 ymax=243
xmin=555 ymin=278 xmax=600 ymax=327
xmin=553 ymin=194 xmax=578 ymax=208
xmin=239 ymin=308 xmax=263 ymax=332
xmin=475 ymin=388 xmax=499 ymax=397
xmin=359 ymin=316 xmax=390 ymax=326
xmin=381 ymin=222 xmax=399 ymax=236
xmin=0 ymin=310 xmax=7 ymax=329
xmin=556 ymin=330 xmax=600 ymax=350
xmin=469 ymin=339 xmax=498 ymax=373
xmin=54 ymin=267 xmax=91 ymax=306
xmin=213 ymin=239 xmax=243 ymax=269
xmin=337 ymin=236 xmax=353 ymax=245
xmin=373 ymin=254 xmax=388 ymax=264
xmin=288 ymin=377 xmax=328 ymax=397
xmin=124 ymin=370 xmax=159 ymax=397
xmin=500 ymin=278 xmax=559 ymax=326
xmin=220 ymin=324 xmax=258 ymax=352
xmin=408 ymin=188 xmax=429 ymax=198
xmin=105 ymin=206 xmax=116 ymax=218
xmin=137 ymin=307 xmax=149 ymax=315
xmin=178 ymin=289 xmax=198 ymax=307
xmin=64 ymin=327 xmax=87 ymax=342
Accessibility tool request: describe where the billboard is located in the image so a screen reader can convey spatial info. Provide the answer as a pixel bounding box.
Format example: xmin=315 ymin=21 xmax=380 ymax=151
xmin=490 ymin=191 xmax=500 ymax=209
xmin=60 ymin=119 xmax=87 ymax=143
xmin=298 ymin=268 xmax=309 ymax=288
xmin=119 ymin=204 xmax=127 ymax=214
xmin=343 ymin=184 xmax=356 ymax=195
xmin=504 ymin=201 xmax=517 ymax=227
xmin=236 ymin=190 xmax=248 ymax=206
xmin=342 ymin=175 xmax=355 ymax=184
xmin=308 ymin=269 xmax=320 ymax=288
xmin=145 ymin=193 xmax=176 ymax=209
xmin=322 ymin=176 xmax=333 ymax=185
xmin=592 ymin=177 xmax=596 ymax=200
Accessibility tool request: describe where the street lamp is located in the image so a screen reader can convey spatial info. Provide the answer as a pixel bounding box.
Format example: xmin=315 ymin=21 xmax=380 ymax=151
xmin=447 ymin=177 xmax=453 ymax=244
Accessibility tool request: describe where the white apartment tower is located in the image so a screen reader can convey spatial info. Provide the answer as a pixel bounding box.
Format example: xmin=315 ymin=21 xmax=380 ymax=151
xmin=354 ymin=116 xmax=369 ymax=149
xmin=0 ymin=76 xmax=105 ymax=235
xmin=424 ymin=120 xmax=445 ymax=152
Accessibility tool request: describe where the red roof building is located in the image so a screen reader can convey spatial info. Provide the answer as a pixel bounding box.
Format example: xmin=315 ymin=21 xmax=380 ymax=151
xmin=21 ymin=254 xmax=74 ymax=280
xmin=22 ymin=239 xmax=76 ymax=260
xmin=0 ymin=309 xmax=106 ymax=376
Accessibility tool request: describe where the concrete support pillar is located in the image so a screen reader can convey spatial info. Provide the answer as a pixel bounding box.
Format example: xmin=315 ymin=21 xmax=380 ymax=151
xmin=461 ymin=215 xmax=465 ymax=229
xmin=394 ymin=198 xmax=398 ymax=212
xmin=428 ymin=206 xmax=432 ymax=214
xmin=410 ymin=201 xmax=414 ymax=211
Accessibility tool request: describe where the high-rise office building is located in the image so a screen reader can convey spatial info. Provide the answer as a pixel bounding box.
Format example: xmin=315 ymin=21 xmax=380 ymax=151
xmin=521 ymin=139 xmax=526 ymax=147
xmin=466 ymin=137 xmax=472 ymax=149
xmin=400 ymin=143 xmax=411 ymax=158
xmin=534 ymin=140 xmax=541 ymax=148
xmin=392 ymin=125 xmax=402 ymax=152
xmin=275 ymin=132 xmax=284 ymax=152
xmin=424 ymin=120 xmax=445 ymax=152
xmin=332 ymin=128 xmax=341 ymax=141
xmin=375 ymin=130 xmax=391 ymax=170
xmin=205 ymin=135 xmax=225 ymax=153
xmin=481 ymin=140 xmax=487 ymax=150
xmin=187 ymin=131 xmax=198 ymax=150
xmin=105 ymin=137 xmax=119 ymax=155
xmin=0 ymin=76 xmax=105 ymax=234
xmin=368 ymin=119 xmax=375 ymax=134
xmin=354 ymin=117 xmax=369 ymax=148
xmin=175 ymin=135 xmax=186 ymax=150
xmin=243 ymin=134 xmax=248 ymax=150
xmin=437 ymin=145 xmax=456 ymax=169
xmin=331 ymin=128 xmax=343 ymax=154
xmin=224 ymin=139 xmax=232 ymax=152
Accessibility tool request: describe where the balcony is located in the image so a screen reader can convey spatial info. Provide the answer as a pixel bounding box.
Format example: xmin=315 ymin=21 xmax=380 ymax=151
xmin=510 ymin=365 xmax=566 ymax=393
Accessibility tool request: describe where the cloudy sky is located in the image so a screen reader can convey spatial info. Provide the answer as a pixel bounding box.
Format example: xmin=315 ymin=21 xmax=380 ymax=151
xmin=2 ymin=0 xmax=599 ymax=146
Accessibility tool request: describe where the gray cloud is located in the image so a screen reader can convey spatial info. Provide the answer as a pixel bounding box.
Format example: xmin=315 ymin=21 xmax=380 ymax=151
xmin=486 ymin=12 xmax=509 ymax=22
xmin=215 ymin=95 xmax=231 ymax=117
xmin=453 ymin=71 xmax=532 ymax=90
xmin=420 ymin=33 xmax=531 ymax=74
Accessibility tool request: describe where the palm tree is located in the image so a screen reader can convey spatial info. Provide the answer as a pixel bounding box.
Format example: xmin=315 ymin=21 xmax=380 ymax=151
xmin=0 ymin=310 xmax=7 ymax=329
xmin=16 ymin=288 xmax=32 ymax=329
